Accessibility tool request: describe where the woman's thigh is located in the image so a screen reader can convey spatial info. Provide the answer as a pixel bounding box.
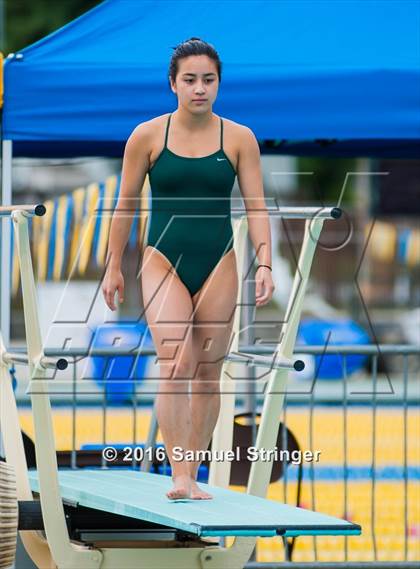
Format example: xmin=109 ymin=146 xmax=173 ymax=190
xmin=140 ymin=246 xmax=194 ymax=380
xmin=191 ymin=249 xmax=239 ymax=382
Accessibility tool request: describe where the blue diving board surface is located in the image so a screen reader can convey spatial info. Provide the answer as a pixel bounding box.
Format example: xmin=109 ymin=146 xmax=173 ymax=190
xmin=27 ymin=469 xmax=361 ymax=538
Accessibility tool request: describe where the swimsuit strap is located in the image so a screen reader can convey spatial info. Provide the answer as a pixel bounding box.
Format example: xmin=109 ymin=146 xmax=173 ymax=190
xmin=220 ymin=117 xmax=224 ymax=151
xmin=164 ymin=113 xmax=172 ymax=148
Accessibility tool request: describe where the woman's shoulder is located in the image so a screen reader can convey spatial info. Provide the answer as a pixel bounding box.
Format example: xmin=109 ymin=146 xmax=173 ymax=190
xmin=219 ymin=116 xmax=257 ymax=146
xmin=125 ymin=114 xmax=170 ymax=153
xmin=129 ymin=114 xmax=170 ymax=139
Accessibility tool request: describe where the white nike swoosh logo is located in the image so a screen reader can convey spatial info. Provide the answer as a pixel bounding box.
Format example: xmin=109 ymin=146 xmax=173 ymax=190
xmin=217 ymin=158 xmax=227 ymax=161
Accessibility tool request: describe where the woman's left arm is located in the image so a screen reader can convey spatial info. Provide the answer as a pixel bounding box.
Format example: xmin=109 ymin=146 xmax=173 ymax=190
xmin=236 ymin=126 xmax=275 ymax=307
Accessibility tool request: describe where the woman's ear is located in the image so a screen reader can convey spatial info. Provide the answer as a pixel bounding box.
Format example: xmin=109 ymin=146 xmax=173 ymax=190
xmin=169 ymin=77 xmax=177 ymax=95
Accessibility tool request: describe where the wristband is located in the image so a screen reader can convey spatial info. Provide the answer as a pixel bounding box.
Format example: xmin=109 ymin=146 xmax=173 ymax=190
xmin=257 ymin=264 xmax=272 ymax=271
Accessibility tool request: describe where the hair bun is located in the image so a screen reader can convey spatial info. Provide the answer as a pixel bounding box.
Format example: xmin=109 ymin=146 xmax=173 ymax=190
xmin=171 ymin=37 xmax=202 ymax=52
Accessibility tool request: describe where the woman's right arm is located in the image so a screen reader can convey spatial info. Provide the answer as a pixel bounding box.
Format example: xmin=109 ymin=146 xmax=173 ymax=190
xmin=102 ymin=124 xmax=151 ymax=310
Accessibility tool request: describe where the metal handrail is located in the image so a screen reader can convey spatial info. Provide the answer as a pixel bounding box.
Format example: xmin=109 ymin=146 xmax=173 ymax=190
xmin=2 ymin=351 xmax=68 ymax=370
xmin=7 ymin=343 xmax=419 ymax=358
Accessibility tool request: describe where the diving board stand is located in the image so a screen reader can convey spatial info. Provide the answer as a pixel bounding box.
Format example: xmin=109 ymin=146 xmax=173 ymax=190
xmin=0 ymin=204 xmax=360 ymax=569
xmin=206 ymin=208 xmax=344 ymax=566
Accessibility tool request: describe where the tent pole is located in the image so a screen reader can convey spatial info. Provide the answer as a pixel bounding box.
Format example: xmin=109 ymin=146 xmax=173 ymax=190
xmin=0 ymin=50 xmax=12 ymax=346
xmin=1 ymin=138 xmax=12 ymax=347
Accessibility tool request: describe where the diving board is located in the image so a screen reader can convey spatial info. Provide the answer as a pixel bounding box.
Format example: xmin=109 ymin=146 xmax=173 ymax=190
xmin=27 ymin=469 xmax=361 ymax=538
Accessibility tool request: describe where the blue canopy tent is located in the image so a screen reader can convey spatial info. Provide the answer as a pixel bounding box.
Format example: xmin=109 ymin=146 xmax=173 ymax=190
xmin=2 ymin=0 xmax=420 ymax=158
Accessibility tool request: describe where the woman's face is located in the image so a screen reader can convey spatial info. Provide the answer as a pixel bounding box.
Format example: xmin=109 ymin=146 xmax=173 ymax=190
xmin=170 ymin=55 xmax=219 ymax=114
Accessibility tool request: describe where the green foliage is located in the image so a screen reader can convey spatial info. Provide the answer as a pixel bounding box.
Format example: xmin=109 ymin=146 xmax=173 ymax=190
xmin=4 ymin=0 xmax=102 ymax=54
xmin=297 ymin=157 xmax=357 ymax=205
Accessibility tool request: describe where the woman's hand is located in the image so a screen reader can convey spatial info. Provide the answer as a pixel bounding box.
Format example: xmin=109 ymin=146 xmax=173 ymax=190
xmin=102 ymin=266 xmax=125 ymax=311
xmin=255 ymin=266 xmax=275 ymax=307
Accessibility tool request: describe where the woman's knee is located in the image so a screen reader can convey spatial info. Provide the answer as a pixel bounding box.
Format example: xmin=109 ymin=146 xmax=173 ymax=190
xmin=174 ymin=357 xmax=195 ymax=379
xmin=160 ymin=356 xmax=195 ymax=381
xmin=194 ymin=362 xmax=222 ymax=392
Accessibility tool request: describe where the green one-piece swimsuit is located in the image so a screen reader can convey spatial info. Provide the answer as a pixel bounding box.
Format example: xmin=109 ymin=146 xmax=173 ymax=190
xmin=146 ymin=113 xmax=237 ymax=296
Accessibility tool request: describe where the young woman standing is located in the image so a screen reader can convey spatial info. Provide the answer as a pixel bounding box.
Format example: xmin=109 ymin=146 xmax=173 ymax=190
xmin=103 ymin=38 xmax=274 ymax=500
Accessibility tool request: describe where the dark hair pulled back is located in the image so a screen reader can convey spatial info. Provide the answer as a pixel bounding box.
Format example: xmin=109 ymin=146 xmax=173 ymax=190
xmin=169 ymin=37 xmax=222 ymax=83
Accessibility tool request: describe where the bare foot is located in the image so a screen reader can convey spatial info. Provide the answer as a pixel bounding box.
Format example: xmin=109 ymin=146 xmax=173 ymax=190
xmin=190 ymin=478 xmax=213 ymax=500
xmin=166 ymin=474 xmax=192 ymax=500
